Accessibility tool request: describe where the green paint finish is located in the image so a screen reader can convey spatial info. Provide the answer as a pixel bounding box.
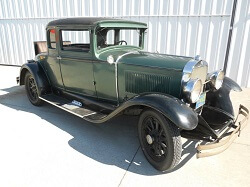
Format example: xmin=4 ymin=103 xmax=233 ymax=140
xmin=125 ymin=71 xmax=172 ymax=94
xmin=95 ymin=49 xmax=190 ymax=100
xmin=97 ymin=49 xmax=192 ymax=71
xmin=59 ymin=57 xmax=95 ymax=96
xmin=117 ymin=63 xmax=183 ymax=101
xmin=45 ymin=49 xmax=64 ymax=88
xmin=92 ymin=62 xmax=117 ymax=101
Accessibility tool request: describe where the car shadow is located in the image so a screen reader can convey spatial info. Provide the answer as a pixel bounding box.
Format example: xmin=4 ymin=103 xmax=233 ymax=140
xmin=0 ymin=86 xmax=198 ymax=175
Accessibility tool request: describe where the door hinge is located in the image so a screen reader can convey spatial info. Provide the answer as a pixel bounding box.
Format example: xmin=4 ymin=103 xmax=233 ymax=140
xmin=93 ymin=81 xmax=96 ymax=85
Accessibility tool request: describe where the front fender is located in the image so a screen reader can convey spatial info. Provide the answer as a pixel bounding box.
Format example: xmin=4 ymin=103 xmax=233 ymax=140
xmin=127 ymin=94 xmax=198 ymax=130
xmin=206 ymin=76 xmax=242 ymax=116
xmin=19 ymin=62 xmax=51 ymax=95
xmin=85 ymin=93 xmax=198 ymax=130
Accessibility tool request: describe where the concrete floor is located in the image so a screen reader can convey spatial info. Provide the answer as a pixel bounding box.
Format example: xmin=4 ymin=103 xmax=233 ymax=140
xmin=0 ymin=65 xmax=250 ymax=187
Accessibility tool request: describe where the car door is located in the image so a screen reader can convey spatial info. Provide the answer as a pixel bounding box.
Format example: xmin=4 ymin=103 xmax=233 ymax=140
xmin=58 ymin=28 xmax=96 ymax=97
xmin=92 ymin=61 xmax=117 ymax=103
xmin=45 ymin=28 xmax=64 ymax=89
xmin=93 ymin=29 xmax=118 ymax=104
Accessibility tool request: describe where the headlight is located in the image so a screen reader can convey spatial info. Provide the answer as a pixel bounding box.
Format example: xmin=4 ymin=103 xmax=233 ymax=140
xmin=208 ymin=71 xmax=224 ymax=90
xmin=183 ymin=79 xmax=202 ymax=103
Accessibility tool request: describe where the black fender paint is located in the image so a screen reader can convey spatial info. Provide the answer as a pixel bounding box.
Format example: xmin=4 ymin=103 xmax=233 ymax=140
xmin=85 ymin=94 xmax=198 ymax=130
xmin=206 ymin=76 xmax=242 ymax=116
xmin=19 ymin=62 xmax=51 ymax=95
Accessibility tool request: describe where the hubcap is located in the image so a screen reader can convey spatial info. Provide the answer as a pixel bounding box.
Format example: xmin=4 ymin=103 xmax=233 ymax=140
xmin=146 ymin=135 xmax=153 ymax=144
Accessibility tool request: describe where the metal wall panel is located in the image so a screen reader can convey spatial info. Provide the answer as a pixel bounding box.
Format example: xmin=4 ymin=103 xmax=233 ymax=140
xmin=0 ymin=0 xmax=249 ymax=86
xmin=226 ymin=0 xmax=250 ymax=87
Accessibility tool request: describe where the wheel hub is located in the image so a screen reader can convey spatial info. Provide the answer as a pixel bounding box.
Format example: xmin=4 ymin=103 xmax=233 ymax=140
xmin=146 ymin=134 xmax=154 ymax=145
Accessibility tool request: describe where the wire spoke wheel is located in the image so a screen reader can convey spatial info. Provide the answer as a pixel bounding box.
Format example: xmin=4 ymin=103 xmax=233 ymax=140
xmin=138 ymin=109 xmax=182 ymax=171
xmin=28 ymin=77 xmax=38 ymax=100
xmin=25 ymin=72 xmax=43 ymax=106
xmin=143 ymin=116 xmax=168 ymax=161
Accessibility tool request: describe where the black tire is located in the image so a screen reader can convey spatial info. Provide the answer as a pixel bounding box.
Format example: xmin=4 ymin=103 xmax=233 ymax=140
xmin=24 ymin=72 xmax=43 ymax=106
xmin=138 ymin=109 xmax=182 ymax=171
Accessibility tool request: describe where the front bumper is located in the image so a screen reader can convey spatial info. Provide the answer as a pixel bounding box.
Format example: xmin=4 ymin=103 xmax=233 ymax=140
xmin=197 ymin=105 xmax=249 ymax=158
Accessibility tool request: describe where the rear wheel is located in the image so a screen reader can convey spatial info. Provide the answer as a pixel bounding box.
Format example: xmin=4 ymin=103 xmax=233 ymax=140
xmin=25 ymin=72 xmax=43 ymax=106
xmin=138 ymin=109 xmax=182 ymax=171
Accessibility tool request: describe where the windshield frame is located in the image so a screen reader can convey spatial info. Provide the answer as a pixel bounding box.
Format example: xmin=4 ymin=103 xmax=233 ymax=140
xmin=94 ymin=27 xmax=147 ymax=54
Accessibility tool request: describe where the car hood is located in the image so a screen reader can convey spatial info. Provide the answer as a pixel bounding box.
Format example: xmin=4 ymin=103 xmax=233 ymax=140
xmin=97 ymin=49 xmax=193 ymax=71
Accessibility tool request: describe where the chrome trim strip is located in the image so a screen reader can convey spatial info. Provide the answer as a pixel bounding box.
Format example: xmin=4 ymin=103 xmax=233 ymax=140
xmin=116 ymin=51 xmax=139 ymax=63
xmin=114 ymin=62 xmax=119 ymax=105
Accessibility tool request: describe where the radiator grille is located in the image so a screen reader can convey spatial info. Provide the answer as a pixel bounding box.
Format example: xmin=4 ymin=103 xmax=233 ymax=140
xmin=125 ymin=71 xmax=171 ymax=94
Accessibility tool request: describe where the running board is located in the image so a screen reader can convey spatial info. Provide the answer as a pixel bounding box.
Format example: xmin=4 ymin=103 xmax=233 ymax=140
xmin=39 ymin=94 xmax=107 ymax=120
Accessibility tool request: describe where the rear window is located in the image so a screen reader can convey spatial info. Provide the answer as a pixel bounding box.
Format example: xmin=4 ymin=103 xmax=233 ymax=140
xmin=48 ymin=29 xmax=56 ymax=49
xmin=61 ymin=30 xmax=90 ymax=52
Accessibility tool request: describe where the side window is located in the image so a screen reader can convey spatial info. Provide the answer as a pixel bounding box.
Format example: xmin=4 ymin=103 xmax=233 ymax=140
xmin=48 ymin=29 xmax=56 ymax=49
xmin=119 ymin=29 xmax=140 ymax=46
xmin=106 ymin=30 xmax=114 ymax=45
xmin=61 ymin=30 xmax=90 ymax=52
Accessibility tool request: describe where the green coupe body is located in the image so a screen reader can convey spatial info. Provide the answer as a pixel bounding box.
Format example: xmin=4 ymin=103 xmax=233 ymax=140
xmin=41 ymin=18 xmax=190 ymax=103
xmin=18 ymin=18 xmax=248 ymax=172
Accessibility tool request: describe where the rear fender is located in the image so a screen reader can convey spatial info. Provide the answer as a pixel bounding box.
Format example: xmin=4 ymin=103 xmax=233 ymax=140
xmin=19 ymin=62 xmax=51 ymax=95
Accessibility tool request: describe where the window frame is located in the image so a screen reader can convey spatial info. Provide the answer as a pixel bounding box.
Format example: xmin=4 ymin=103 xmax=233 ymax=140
xmin=95 ymin=27 xmax=145 ymax=53
xmin=106 ymin=29 xmax=115 ymax=45
xmin=47 ymin=29 xmax=57 ymax=49
xmin=59 ymin=29 xmax=91 ymax=53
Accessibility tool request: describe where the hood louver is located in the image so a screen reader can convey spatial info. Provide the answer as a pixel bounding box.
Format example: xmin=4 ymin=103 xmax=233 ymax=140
xmin=125 ymin=71 xmax=171 ymax=94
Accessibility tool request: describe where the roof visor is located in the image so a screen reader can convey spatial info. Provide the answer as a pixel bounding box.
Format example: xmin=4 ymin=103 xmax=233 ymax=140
xmin=97 ymin=22 xmax=147 ymax=29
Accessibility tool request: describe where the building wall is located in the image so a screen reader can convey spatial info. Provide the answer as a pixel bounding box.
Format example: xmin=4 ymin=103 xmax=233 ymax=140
xmin=0 ymin=0 xmax=249 ymax=86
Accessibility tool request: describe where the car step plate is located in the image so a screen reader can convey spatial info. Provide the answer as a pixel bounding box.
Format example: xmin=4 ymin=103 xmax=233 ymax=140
xmin=39 ymin=94 xmax=103 ymax=119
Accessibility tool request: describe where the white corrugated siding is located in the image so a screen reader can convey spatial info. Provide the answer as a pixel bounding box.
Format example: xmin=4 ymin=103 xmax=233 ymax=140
xmin=226 ymin=0 xmax=250 ymax=87
xmin=0 ymin=0 xmax=249 ymax=87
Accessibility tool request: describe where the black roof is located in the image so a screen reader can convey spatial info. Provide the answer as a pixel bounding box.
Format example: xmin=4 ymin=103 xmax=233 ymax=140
xmin=47 ymin=17 xmax=145 ymax=27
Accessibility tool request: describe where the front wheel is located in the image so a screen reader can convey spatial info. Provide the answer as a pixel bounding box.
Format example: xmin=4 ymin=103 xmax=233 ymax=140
xmin=138 ymin=109 xmax=182 ymax=171
xmin=25 ymin=72 xmax=43 ymax=106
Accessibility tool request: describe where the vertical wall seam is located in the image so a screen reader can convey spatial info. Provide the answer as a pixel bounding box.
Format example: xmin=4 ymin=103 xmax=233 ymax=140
xmin=223 ymin=0 xmax=238 ymax=73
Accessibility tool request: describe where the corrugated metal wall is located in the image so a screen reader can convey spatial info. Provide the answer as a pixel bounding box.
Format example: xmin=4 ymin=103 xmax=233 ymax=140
xmin=0 ymin=0 xmax=249 ymax=87
xmin=226 ymin=0 xmax=250 ymax=87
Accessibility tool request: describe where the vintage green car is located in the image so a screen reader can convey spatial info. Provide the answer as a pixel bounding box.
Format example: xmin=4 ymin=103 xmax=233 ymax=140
xmin=18 ymin=18 xmax=248 ymax=171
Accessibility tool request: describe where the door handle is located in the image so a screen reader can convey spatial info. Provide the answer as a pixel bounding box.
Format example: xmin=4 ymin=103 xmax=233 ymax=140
xmin=57 ymin=56 xmax=62 ymax=60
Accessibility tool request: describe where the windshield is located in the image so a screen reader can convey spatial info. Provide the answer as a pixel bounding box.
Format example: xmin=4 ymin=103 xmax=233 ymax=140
xmin=96 ymin=28 xmax=145 ymax=50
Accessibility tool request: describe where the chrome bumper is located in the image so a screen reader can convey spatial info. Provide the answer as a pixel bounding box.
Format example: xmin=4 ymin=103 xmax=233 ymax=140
xmin=197 ymin=105 xmax=249 ymax=158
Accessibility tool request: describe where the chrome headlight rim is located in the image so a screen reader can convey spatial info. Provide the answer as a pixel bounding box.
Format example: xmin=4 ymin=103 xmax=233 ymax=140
xmin=208 ymin=70 xmax=225 ymax=90
xmin=183 ymin=78 xmax=203 ymax=103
